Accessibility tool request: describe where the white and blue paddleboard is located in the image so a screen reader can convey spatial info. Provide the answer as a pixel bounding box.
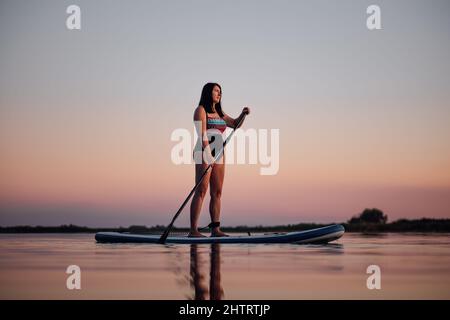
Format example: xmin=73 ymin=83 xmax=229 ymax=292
xmin=95 ymin=224 xmax=344 ymax=244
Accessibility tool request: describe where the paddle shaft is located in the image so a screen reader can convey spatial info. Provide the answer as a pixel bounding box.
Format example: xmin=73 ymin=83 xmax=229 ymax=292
xmin=158 ymin=113 xmax=247 ymax=244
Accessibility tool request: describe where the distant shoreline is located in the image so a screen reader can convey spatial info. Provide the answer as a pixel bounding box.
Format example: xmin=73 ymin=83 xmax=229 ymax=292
xmin=1 ymin=218 xmax=449 ymax=233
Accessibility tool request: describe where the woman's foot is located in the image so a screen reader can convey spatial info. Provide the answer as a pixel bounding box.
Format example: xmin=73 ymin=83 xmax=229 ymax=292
xmin=188 ymin=230 xmax=207 ymax=238
xmin=210 ymin=229 xmax=229 ymax=237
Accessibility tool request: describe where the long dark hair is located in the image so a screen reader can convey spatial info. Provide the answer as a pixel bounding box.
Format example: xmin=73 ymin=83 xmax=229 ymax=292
xmin=198 ymin=82 xmax=224 ymax=117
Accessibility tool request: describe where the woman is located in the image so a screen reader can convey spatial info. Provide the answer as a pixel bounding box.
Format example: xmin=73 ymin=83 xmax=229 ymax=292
xmin=189 ymin=83 xmax=250 ymax=237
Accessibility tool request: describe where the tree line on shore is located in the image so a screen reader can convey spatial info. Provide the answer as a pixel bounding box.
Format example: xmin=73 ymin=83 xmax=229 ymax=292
xmin=1 ymin=208 xmax=449 ymax=233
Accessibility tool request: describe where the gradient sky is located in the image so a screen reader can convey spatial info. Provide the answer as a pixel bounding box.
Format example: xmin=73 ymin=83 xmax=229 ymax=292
xmin=1 ymin=0 xmax=449 ymax=227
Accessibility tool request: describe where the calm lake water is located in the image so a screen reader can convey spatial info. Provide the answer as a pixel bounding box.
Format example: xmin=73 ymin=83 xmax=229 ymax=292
xmin=0 ymin=233 xmax=449 ymax=299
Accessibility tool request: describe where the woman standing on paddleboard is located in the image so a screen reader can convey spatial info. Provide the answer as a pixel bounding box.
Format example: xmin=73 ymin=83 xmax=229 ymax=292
xmin=189 ymin=83 xmax=250 ymax=237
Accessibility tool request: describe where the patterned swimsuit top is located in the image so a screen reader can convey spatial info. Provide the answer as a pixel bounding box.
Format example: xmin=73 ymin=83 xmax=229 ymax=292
xmin=193 ymin=110 xmax=227 ymax=158
xmin=206 ymin=114 xmax=227 ymax=134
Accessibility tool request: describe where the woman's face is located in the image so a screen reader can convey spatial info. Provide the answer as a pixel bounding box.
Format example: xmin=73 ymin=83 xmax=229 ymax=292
xmin=212 ymin=85 xmax=221 ymax=104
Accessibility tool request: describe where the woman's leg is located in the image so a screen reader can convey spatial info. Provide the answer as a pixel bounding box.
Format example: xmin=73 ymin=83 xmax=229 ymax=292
xmin=209 ymin=156 xmax=227 ymax=236
xmin=189 ymin=162 xmax=210 ymax=236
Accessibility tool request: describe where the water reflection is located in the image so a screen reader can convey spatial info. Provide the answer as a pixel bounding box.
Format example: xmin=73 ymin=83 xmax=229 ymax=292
xmin=2 ymin=234 xmax=450 ymax=299
xmin=302 ymin=243 xmax=345 ymax=255
xmin=189 ymin=244 xmax=224 ymax=300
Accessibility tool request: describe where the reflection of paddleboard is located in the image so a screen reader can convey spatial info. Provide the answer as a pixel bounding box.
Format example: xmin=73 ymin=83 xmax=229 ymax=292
xmin=95 ymin=224 xmax=345 ymax=244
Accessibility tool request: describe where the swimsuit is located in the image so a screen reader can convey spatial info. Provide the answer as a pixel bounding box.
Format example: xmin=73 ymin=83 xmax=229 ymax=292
xmin=206 ymin=114 xmax=227 ymax=134
xmin=193 ymin=113 xmax=227 ymax=161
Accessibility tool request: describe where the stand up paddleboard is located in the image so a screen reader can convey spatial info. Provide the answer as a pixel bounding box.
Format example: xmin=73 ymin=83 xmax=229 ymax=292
xmin=95 ymin=224 xmax=344 ymax=244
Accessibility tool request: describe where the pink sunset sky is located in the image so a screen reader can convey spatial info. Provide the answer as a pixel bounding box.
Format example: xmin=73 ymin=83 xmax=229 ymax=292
xmin=1 ymin=1 xmax=449 ymax=227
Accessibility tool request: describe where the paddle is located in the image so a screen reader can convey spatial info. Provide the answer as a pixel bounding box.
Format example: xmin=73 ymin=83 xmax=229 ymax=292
xmin=158 ymin=113 xmax=247 ymax=244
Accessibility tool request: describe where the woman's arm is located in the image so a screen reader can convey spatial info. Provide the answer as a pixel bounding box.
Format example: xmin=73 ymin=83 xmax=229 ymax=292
xmin=194 ymin=106 xmax=215 ymax=162
xmin=222 ymin=107 xmax=250 ymax=129
xmin=194 ymin=106 xmax=208 ymax=148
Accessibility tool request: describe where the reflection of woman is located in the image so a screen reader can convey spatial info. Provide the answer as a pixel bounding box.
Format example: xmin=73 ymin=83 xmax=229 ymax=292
xmin=209 ymin=244 xmax=224 ymax=300
xmin=189 ymin=244 xmax=224 ymax=300
xmin=189 ymin=245 xmax=209 ymax=300
xmin=189 ymin=83 xmax=250 ymax=238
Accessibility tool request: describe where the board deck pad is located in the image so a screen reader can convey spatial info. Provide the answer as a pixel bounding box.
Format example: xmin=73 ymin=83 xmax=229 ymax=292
xmin=95 ymin=224 xmax=345 ymax=244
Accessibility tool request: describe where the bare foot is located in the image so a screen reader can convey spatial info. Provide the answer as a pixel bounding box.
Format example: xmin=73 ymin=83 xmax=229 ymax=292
xmin=188 ymin=230 xmax=206 ymax=238
xmin=210 ymin=229 xmax=229 ymax=237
